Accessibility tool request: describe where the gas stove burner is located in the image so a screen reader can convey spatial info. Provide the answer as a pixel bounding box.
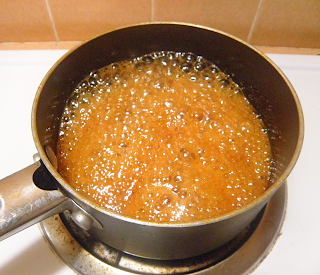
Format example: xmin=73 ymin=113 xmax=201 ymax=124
xmin=40 ymin=183 xmax=286 ymax=275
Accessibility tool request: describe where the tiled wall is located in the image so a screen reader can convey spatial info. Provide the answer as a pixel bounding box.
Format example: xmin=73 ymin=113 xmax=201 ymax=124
xmin=0 ymin=0 xmax=319 ymax=49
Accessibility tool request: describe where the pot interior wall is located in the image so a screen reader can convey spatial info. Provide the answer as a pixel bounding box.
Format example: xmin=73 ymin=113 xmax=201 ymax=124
xmin=35 ymin=24 xmax=300 ymax=186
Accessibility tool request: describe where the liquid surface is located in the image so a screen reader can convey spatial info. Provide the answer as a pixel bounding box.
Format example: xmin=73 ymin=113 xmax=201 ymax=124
xmin=57 ymin=52 xmax=272 ymax=222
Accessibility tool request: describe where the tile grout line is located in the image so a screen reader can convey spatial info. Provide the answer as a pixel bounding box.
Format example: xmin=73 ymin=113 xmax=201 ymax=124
xmin=44 ymin=0 xmax=59 ymax=44
xmin=247 ymin=0 xmax=265 ymax=43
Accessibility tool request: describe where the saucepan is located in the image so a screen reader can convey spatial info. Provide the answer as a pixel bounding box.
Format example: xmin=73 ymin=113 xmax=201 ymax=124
xmin=0 ymin=23 xmax=303 ymax=260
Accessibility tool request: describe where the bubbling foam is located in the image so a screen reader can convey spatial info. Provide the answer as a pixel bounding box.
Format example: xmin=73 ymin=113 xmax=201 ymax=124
xmin=57 ymin=51 xmax=272 ymax=222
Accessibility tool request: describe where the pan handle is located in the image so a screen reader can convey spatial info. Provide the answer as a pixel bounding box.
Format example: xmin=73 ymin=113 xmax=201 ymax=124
xmin=0 ymin=161 xmax=103 ymax=241
xmin=0 ymin=161 xmax=69 ymax=241
xmin=0 ymin=161 xmax=102 ymax=244
xmin=0 ymin=159 xmax=104 ymax=242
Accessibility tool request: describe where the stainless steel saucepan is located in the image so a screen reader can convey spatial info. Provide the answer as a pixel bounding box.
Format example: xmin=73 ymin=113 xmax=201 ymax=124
xmin=0 ymin=23 xmax=303 ymax=260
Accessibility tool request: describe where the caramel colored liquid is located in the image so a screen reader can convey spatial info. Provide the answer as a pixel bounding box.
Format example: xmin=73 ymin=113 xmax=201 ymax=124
xmin=57 ymin=52 xmax=272 ymax=222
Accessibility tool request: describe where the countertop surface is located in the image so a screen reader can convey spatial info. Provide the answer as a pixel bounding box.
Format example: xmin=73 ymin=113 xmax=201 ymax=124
xmin=0 ymin=50 xmax=319 ymax=274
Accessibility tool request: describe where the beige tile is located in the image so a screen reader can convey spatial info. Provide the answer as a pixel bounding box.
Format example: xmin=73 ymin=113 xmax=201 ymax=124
xmin=0 ymin=41 xmax=82 ymax=50
xmin=55 ymin=41 xmax=82 ymax=49
xmin=0 ymin=42 xmax=56 ymax=50
xmin=0 ymin=0 xmax=55 ymax=42
xmin=48 ymin=0 xmax=152 ymax=41
xmin=153 ymin=0 xmax=260 ymax=41
xmin=249 ymin=0 xmax=320 ymax=48
xmin=255 ymin=46 xmax=320 ymax=55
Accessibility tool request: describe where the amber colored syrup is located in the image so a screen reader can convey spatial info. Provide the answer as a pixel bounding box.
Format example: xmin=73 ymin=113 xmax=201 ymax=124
xmin=57 ymin=52 xmax=272 ymax=222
